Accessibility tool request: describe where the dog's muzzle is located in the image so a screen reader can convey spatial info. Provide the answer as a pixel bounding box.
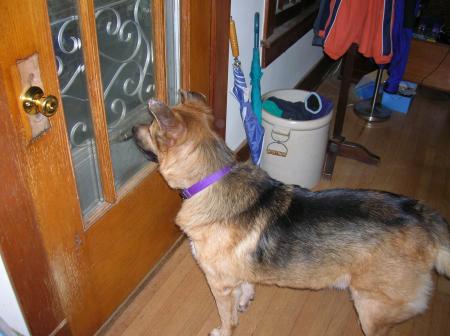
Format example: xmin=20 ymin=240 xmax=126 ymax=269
xmin=131 ymin=126 xmax=159 ymax=163
xmin=139 ymin=148 xmax=159 ymax=163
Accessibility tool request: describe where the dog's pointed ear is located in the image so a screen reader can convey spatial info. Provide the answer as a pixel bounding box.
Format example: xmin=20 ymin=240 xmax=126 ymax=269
xmin=179 ymin=90 xmax=207 ymax=105
xmin=148 ymin=99 xmax=175 ymax=128
xmin=147 ymin=99 xmax=185 ymax=147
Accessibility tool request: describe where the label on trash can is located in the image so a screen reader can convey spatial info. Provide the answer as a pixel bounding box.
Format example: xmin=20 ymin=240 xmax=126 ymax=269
xmin=266 ymin=142 xmax=288 ymax=157
xmin=267 ymin=149 xmax=287 ymax=157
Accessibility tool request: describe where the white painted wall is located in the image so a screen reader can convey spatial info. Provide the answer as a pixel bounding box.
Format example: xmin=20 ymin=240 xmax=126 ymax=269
xmin=0 ymin=253 xmax=30 ymax=336
xmin=226 ymin=0 xmax=324 ymax=150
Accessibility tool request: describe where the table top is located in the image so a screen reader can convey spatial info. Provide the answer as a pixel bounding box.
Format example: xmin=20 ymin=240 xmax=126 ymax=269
xmin=403 ymin=39 xmax=450 ymax=93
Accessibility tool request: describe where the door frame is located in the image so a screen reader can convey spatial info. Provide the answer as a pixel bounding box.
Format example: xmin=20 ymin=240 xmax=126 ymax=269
xmin=181 ymin=0 xmax=230 ymax=139
xmin=0 ymin=0 xmax=230 ymax=335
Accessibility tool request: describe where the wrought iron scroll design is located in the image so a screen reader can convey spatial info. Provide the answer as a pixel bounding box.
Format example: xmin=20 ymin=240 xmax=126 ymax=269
xmin=52 ymin=0 xmax=155 ymax=147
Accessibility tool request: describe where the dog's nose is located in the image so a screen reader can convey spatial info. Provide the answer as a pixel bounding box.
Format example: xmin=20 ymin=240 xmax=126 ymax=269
xmin=131 ymin=126 xmax=137 ymax=135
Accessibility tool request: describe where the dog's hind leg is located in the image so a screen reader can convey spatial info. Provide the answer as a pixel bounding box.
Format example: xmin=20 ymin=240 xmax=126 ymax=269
xmin=350 ymin=289 xmax=395 ymax=336
xmin=237 ymin=282 xmax=255 ymax=312
xmin=350 ymin=273 xmax=432 ymax=336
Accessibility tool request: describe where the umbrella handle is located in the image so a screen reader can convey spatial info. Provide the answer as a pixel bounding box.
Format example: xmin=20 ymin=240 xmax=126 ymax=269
xmin=230 ymin=17 xmax=240 ymax=58
xmin=254 ymin=12 xmax=259 ymax=49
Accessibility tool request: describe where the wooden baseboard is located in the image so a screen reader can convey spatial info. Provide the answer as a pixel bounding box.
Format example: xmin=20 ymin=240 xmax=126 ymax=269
xmin=49 ymin=320 xmax=71 ymax=336
xmin=235 ymin=141 xmax=250 ymax=162
xmin=295 ymin=55 xmax=336 ymax=91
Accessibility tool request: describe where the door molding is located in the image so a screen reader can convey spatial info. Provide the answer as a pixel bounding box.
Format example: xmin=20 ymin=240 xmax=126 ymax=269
xmin=181 ymin=0 xmax=231 ymax=139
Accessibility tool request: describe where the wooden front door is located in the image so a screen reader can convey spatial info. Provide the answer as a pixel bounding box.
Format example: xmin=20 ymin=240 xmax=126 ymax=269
xmin=0 ymin=1 xmax=184 ymax=334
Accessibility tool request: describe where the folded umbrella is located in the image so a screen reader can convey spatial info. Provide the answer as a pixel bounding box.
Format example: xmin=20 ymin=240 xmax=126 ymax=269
xmin=230 ymin=17 xmax=264 ymax=165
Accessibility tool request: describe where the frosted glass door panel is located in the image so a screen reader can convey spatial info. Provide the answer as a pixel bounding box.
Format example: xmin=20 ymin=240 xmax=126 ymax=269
xmin=47 ymin=0 xmax=170 ymax=218
xmin=48 ymin=0 xmax=104 ymax=217
xmin=94 ymin=0 xmax=155 ymax=188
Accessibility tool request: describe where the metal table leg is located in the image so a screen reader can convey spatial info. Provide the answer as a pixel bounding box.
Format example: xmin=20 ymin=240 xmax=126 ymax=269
xmin=353 ymin=67 xmax=393 ymax=122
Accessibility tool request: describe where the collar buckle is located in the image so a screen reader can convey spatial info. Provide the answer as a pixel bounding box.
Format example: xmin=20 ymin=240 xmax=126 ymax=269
xmin=180 ymin=190 xmax=191 ymax=199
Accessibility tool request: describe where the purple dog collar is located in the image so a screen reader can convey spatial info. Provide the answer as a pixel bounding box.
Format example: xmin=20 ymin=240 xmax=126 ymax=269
xmin=181 ymin=166 xmax=232 ymax=199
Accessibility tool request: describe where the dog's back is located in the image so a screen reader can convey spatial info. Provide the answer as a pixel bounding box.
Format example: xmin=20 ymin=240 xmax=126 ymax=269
xmin=249 ymin=183 xmax=450 ymax=277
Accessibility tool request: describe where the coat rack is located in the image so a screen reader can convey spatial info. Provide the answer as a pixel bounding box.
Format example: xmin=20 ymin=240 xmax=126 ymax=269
xmin=323 ymin=44 xmax=380 ymax=177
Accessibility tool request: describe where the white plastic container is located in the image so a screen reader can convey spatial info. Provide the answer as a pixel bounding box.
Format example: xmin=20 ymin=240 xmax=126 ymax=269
xmin=260 ymin=89 xmax=332 ymax=189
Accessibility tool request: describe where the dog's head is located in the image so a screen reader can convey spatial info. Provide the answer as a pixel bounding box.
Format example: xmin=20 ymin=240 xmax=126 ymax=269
xmin=132 ymin=90 xmax=233 ymax=189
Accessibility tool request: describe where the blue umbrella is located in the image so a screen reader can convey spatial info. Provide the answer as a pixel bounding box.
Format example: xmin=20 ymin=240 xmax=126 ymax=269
xmin=230 ymin=17 xmax=264 ymax=165
xmin=250 ymin=12 xmax=263 ymax=124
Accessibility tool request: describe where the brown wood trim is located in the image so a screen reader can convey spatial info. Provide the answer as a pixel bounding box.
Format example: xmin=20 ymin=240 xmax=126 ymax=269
xmin=264 ymin=0 xmax=277 ymax=38
xmin=78 ymin=0 xmax=117 ymax=203
xmin=0 ymin=72 xmax=69 ymax=336
xmin=180 ymin=0 xmax=190 ymax=90
xmin=262 ymin=9 xmax=317 ymax=68
xmin=185 ymin=1 xmax=212 ymax=98
xmin=181 ymin=0 xmax=230 ymax=138
xmin=209 ymin=0 xmax=231 ymax=138
xmin=153 ymin=0 xmax=168 ymax=102
xmin=49 ymin=319 xmax=72 ymax=336
xmin=235 ymin=141 xmax=251 ymax=162
xmin=295 ymin=55 xmax=335 ymax=91
xmin=275 ymin=1 xmax=315 ymax=26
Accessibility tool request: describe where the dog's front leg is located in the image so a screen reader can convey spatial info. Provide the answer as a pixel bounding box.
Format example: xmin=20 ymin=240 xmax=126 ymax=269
xmin=208 ymin=283 xmax=237 ymax=336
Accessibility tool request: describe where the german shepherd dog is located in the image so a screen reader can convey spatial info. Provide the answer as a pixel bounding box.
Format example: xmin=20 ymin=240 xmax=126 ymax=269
xmin=133 ymin=91 xmax=450 ymax=336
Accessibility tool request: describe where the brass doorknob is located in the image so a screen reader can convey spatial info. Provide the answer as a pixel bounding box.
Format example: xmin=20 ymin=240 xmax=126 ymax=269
xmin=22 ymin=86 xmax=58 ymax=117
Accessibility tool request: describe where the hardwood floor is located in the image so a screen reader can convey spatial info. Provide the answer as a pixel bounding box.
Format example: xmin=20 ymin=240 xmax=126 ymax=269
xmin=99 ymin=80 xmax=450 ymax=336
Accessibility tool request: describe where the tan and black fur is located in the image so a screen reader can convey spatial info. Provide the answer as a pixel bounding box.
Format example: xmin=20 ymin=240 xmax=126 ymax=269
xmin=132 ymin=91 xmax=450 ymax=336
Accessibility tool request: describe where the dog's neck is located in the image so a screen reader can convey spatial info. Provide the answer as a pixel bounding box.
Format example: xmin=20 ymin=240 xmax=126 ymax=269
xmin=180 ymin=166 xmax=233 ymax=199
xmin=172 ymin=136 xmax=236 ymax=188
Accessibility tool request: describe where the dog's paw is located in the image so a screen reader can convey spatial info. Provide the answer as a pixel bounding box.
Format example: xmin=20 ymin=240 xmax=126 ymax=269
xmin=209 ymin=327 xmax=232 ymax=336
xmin=238 ymin=300 xmax=252 ymax=313
xmin=238 ymin=283 xmax=255 ymax=312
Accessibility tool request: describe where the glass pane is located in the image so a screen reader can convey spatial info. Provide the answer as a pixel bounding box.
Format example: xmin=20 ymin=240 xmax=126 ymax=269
xmin=48 ymin=0 xmax=104 ymax=217
xmin=94 ymin=0 xmax=156 ymax=188
xmin=47 ymin=0 xmax=179 ymax=218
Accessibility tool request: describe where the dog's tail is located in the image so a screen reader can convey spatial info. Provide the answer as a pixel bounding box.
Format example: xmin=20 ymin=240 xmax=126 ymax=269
xmin=414 ymin=202 xmax=450 ymax=277
xmin=422 ymin=205 xmax=450 ymax=278
xmin=435 ymin=236 xmax=450 ymax=277
xmin=436 ymin=248 xmax=450 ymax=277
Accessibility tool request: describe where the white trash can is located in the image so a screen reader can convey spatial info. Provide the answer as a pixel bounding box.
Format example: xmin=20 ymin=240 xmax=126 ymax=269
xmin=260 ymin=89 xmax=332 ymax=189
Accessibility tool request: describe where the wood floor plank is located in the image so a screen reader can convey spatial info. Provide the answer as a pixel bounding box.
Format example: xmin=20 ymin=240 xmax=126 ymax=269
xmin=428 ymin=293 xmax=450 ymax=336
xmin=249 ymin=288 xmax=309 ymax=336
xmin=233 ymin=286 xmax=278 ymax=335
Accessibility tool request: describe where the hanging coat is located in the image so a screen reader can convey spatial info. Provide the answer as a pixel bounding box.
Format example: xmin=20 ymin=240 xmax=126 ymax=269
xmin=384 ymin=0 xmax=417 ymax=93
xmin=314 ymin=0 xmax=396 ymax=65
